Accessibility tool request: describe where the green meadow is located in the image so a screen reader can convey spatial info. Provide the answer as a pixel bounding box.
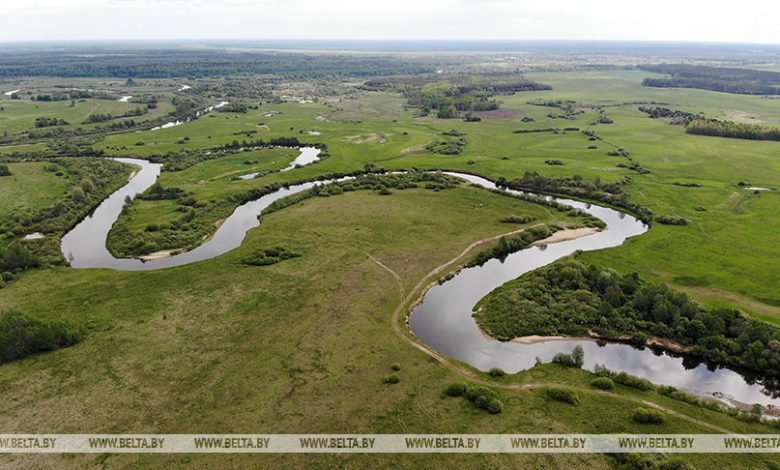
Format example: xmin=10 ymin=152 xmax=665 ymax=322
xmin=2 ymin=65 xmax=780 ymax=468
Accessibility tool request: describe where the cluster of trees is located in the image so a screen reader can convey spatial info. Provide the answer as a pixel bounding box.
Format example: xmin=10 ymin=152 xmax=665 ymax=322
xmin=425 ymin=135 xmax=467 ymax=155
xmin=468 ymin=225 xmax=554 ymax=267
xmin=0 ymin=48 xmax=435 ymax=78
xmin=2 ymin=158 xmax=129 ymax=268
xmin=215 ymin=102 xmax=248 ymax=114
xmin=442 ymin=383 xmax=504 ymax=414
xmin=638 ymin=106 xmax=701 ymax=125
xmin=513 ymin=128 xmax=562 ymax=134
xmin=243 ymin=246 xmax=300 ymax=266
xmin=0 ymin=310 xmax=83 ymax=364
xmin=0 ymin=244 xmax=39 ymax=272
xmin=83 ymin=107 xmax=146 ymax=124
xmin=592 ymin=108 xmax=613 ymax=124
xmin=655 ymin=215 xmax=688 ymax=226
xmin=527 ymin=99 xmax=584 ymax=120
xmin=686 ymin=119 xmax=780 ymax=142
xmin=365 ymin=74 xmax=550 ymax=119
xmin=640 ymin=64 xmax=780 ymax=95
xmin=34 ymin=117 xmax=68 ymax=128
xmin=476 ymin=260 xmax=780 ymax=378
xmin=138 ymin=183 xmax=188 ymax=201
xmin=497 ymin=171 xmax=653 ymax=223
xmin=405 ymin=83 xmax=501 ymax=118
xmin=364 ymin=73 xmax=550 ymax=95
xmin=143 ymin=137 xmax=311 ymax=172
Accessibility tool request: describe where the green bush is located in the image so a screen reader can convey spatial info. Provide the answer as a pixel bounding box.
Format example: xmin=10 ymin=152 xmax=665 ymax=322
xmin=0 ymin=163 xmax=11 ymax=177
xmin=382 ymin=374 xmax=400 ymax=384
xmin=443 ymin=383 xmax=468 ymax=397
xmin=614 ymin=372 xmax=655 ymax=391
xmin=243 ymin=246 xmax=300 ymax=266
xmin=488 ymin=367 xmax=505 ymax=377
xmin=499 ymin=214 xmax=536 ymax=224
xmin=591 ymin=377 xmax=615 ymax=390
xmin=552 ymin=345 xmax=585 ymax=368
xmin=0 ymin=244 xmax=40 ymax=272
xmin=390 ymin=363 xmax=401 ymax=371
xmin=466 ymin=386 xmax=498 ymax=403
xmin=482 ymin=397 xmax=504 ymax=414
xmin=545 ymin=387 xmax=580 ymax=405
xmin=0 ymin=310 xmax=84 ymax=363
xmin=631 ymin=407 xmax=665 ymax=425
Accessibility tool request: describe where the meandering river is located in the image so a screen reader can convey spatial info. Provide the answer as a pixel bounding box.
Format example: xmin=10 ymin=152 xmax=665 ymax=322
xmin=60 ymin=160 xmax=780 ymax=407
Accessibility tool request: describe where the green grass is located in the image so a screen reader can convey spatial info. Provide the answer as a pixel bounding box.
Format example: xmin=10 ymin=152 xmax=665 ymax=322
xmin=93 ymin=74 xmax=780 ymax=321
xmin=0 ymin=162 xmax=71 ymax=228
xmin=3 ymin=69 xmax=780 ymax=467
xmin=0 ymin=187 xmax=776 ymax=468
xmin=0 ymin=97 xmax=175 ymax=136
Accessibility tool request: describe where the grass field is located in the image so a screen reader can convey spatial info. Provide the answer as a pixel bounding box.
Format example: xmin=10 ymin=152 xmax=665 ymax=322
xmin=3 ymin=65 xmax=780 ymax=468
xmin=0 ymin=162 xmax=71 ymax=228
xmin=90 ymin=70 xmax=780 ymax=322
xmin=1 ymin=187 xmax=777 ymax=469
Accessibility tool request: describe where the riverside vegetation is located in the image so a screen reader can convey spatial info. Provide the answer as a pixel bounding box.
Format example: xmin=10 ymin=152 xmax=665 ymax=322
xmin=1 ymin=44 xmax=780 ymax=469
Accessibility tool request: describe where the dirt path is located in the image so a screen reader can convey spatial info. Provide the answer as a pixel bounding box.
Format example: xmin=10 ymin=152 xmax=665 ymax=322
xmin=366 ymin=227 xmax=737 ymax=434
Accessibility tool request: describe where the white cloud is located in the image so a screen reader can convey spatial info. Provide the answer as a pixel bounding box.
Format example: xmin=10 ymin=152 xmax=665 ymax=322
xmin=0 ymin=0 xmax=777 ymax=44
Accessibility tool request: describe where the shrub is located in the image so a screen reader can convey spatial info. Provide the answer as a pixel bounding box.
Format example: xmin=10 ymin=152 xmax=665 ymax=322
xmin=0 ymin=163 xmax=11 ymax=177
xmin=443 ymin=383 xmax=468 ymax=397
xmin=488 ymin=367 xmax=505 ymax=377
xmin=656 ymin=215 xmax=688 ymax=226
xmin=499 ymin=215 xmax=536 ymax=224
xmin=466 ymin=386 xmax=497 ymax=402
xmin=614 ymin=372 xmax=655 ymax=391
xmin=552 ymin=346 xmax=584 ymax=368
xmin=545 ymin=387 xmax=580 ymax=405
xmin=382 ymin=374 xmax=400 ymax=384
xmin=474 ymin=395 xmax=504 ymax=414
xmin=591 ymin=377 xmax=615 ymax=390
xmin=0 ymin=310 xmax=84 ymax=363
xmin=483 ymin=398 xmax=504 ymax=414
xmin=0 ymin=244 xmax=40 ymax=272
xmin=243 ymin=246 xmax=300 ymax=266
xmin=390 ymin=363 xmax=401 ymax=371
xmin=631 ymin=407 xmax=665 ymax=424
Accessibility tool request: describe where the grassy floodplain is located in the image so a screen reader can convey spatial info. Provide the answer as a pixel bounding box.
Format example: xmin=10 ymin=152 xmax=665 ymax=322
xmin=1 ymin=51 xmax=780 ymax=469
xmin=1 ymin=187 xmax=778 ymax=469
xmin=93 ymin=70 xmax=780 ymax=322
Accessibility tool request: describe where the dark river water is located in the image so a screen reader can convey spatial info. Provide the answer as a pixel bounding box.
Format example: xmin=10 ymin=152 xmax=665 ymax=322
xmin=60 ymin=163 xmax=779 ymax=407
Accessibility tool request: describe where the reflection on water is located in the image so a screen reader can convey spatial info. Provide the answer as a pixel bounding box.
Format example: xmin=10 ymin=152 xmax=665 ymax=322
xmin=237 ymin=147 xmax=321 ymax=180
xmin=61 ymin=165 xmax=780 ymax=406
xmin=409 ymin=173 xmax=780 ymax=407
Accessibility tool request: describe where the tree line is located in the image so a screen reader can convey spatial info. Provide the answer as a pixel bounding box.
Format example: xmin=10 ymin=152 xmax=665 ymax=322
xmin=640 ymin=64 xmax=780 ymax=95
xmin=476 ymin=259 xmax=780 ymax=380
xmin=686 ymin=119 xmax=780 ymax=142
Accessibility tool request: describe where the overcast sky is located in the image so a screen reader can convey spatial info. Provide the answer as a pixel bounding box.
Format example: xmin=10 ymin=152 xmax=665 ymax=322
xmin=1 ymin=0 xmax=778 ymax=44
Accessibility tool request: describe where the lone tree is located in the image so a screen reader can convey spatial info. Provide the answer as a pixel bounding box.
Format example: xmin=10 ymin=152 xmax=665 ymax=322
xmin=0 ymin=163 xmax=11 ymax=177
